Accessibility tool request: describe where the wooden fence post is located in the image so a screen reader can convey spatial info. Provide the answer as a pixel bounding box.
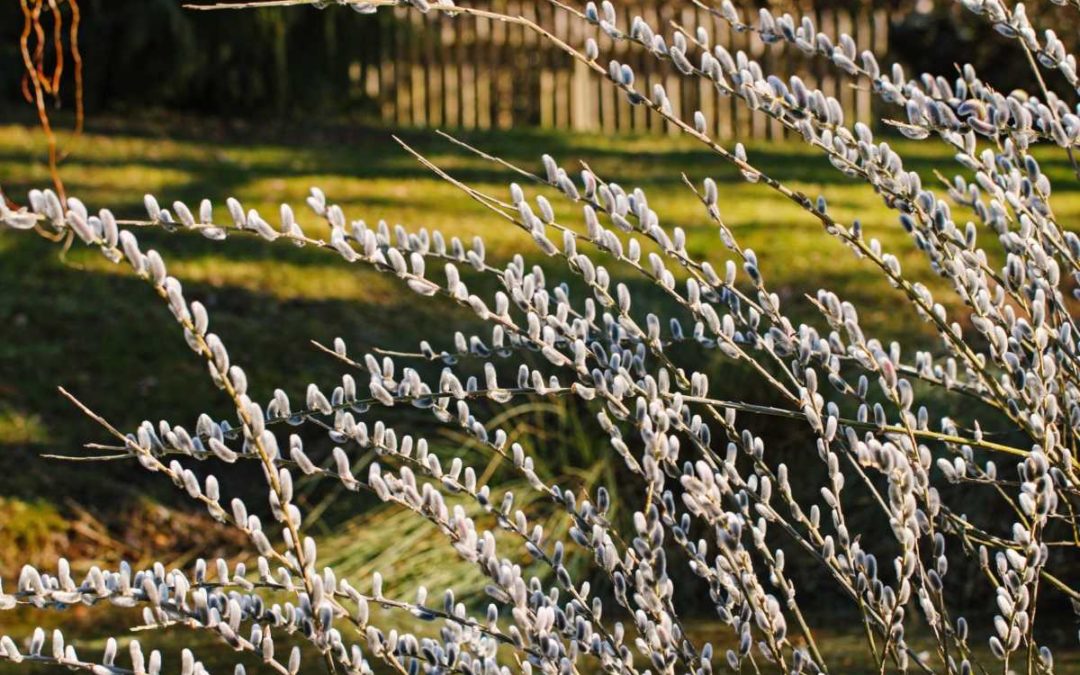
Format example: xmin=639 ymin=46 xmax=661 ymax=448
xmin=364 ymin=1 xmax=889 ymax=138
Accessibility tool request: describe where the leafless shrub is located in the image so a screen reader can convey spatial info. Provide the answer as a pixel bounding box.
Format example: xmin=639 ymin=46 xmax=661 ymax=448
xmin=2 ymin=0 xmax=1079 ymax=673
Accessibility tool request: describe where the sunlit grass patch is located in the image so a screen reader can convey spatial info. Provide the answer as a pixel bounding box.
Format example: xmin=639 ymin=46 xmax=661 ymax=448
xmin=0 ymin=408 xmax=47 ymax=445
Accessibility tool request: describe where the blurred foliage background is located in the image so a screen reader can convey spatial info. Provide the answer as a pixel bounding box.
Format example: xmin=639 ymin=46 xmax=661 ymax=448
xmin=3 ymin=0 xmax=1080 ymax=119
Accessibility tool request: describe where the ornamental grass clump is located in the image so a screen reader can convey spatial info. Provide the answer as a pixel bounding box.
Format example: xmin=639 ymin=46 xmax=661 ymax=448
xmin=2 ymin=0 xmax=1080 ymax=673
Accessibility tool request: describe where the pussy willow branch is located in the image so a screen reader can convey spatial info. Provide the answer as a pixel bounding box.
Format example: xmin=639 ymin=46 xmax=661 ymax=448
xmin=390 ymin=126 xmax=1045 ymax=656
xmin=688 ymin=3 xmax=1080 ymax=358
xmin=389 ymin=139 xmax=1052 ymax=466
xmin=3 ymin=1 xmax=1078 ymax=673
xmin=392 ymin=136 xmax=803 ymax=403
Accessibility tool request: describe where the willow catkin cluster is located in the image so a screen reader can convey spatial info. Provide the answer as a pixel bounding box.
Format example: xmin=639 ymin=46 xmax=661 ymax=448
xmin=2 ymin=0 xmax=1080 ymax=673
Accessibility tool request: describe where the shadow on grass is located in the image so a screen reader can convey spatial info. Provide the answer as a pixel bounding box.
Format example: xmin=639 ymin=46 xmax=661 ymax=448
xmin=7 ymin=117 xmax=1080 ymax=221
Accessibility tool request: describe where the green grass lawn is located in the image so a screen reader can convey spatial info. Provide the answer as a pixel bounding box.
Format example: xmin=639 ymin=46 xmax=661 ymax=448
xmin=2 ymin=116 xmax=1080 ymax=670
xmin=0 ymin=111 xmax=1076 ymax=557
xmin=0 ymin=116 xmax=988 ymax=514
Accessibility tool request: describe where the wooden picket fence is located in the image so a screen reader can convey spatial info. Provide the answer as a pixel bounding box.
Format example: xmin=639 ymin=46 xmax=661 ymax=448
xmin=350 ymin=1 xmax=891 ymax=139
